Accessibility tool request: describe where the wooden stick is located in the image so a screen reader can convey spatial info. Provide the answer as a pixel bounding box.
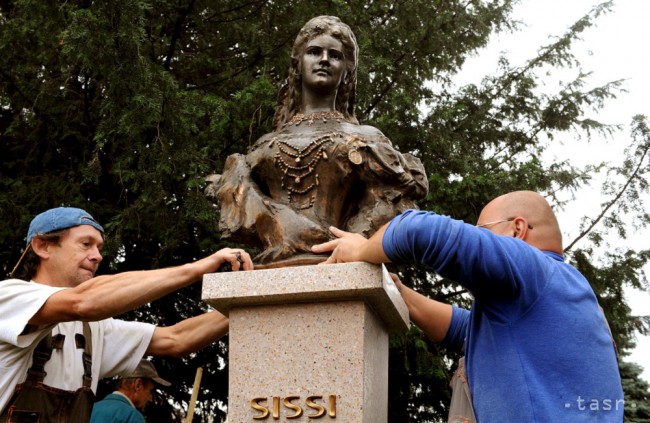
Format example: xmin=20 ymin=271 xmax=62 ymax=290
xmin=186 ymin=367 xmax=203 ymax=423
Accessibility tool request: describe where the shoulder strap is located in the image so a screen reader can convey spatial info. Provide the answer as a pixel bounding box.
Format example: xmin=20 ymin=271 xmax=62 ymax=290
xmin=81 ymin=321 xmax=93 ymax=389
xmin=24 ymin=333 xmax=54 ymax=385
xmin=24 ymin=322 xmax=94 ymax=388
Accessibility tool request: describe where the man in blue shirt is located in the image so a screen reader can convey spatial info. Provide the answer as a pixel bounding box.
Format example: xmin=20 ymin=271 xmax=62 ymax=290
xmin=90 ymin=359 xmax=171 ymax=423
xmin=313 ymin=190 xmax=623 ymax=422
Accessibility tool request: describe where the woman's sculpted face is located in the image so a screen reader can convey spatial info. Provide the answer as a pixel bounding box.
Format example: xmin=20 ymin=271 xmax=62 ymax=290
xmin=267 ymin=16 xmax=359 ymax=128
xmin=300 ymin=34 xmax=346 ymax=96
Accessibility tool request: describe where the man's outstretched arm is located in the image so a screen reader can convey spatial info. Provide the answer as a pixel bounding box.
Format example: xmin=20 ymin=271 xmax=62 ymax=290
xmin=146 ymin=310 xmax=230 ymax=357
xmin=312 ymin=224 xmax=390 ymax=264
xmin=391 ymin=275 xmax=452 ymax=342
xmin=313 ymin=226 xmax=452 ymax=343
xmin=29 ymin=248 xmax=253 ymax=326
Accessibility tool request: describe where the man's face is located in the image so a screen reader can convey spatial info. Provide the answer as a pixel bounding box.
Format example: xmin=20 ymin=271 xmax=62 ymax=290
xmin=133 ymin=378 xmax=156 ymax=410
xmin=45 ymin=225 xmax=104 ymax=287
xmin=301 ymin=34 xmax=346 ymax=95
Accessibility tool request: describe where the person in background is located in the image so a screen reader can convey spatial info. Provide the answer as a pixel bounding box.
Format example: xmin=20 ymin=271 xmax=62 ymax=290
xmin=0 ymin=207 xmax=252 ymax=422
xmin=90 ymin=359 xmax=171 ymax=423
xmin=312 ymin=190 xmax=623 ymax=422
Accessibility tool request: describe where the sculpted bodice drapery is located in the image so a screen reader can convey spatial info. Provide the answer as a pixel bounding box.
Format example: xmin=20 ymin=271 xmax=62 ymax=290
xmin=206 ymin=16 xmax=428 ymax=267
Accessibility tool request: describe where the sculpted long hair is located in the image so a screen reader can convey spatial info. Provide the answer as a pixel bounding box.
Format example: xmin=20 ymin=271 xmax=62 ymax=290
xmin=273 ymin=16 xmax=359 ymax=129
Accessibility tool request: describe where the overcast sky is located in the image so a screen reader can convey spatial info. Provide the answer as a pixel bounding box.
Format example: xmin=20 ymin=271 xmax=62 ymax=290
xmin=454 ymin=0 xmax=650 ymax=382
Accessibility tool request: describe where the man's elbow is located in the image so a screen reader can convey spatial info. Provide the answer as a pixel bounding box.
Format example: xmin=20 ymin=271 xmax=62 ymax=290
xmin=147 ymin=327 xmax=191 ymax=358
xmin=70 ymin=295 xmax=108 ymax=321
xmin=29 ymin=292 xmax=99 ymax=325
xmin=164 ymin=342 xmax=188 ymax=358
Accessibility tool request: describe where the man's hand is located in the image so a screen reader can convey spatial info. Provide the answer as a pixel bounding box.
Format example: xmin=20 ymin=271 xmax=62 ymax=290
xmin=213 ymin=248 xmax=254 ymax=271
xmin=311 ymin=226 xmax=369 ymax=264
xmin=193 ymin=248 xmax=254 ymax=276
xmin=388 ymin=272 xmax=403 ymax=292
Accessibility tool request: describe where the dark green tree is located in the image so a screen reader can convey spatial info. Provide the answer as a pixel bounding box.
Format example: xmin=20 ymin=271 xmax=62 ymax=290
xmin=1 ymin=1 xmax=648 ymax=421
xmin=621 ymin=361 xmax=650 ymax=422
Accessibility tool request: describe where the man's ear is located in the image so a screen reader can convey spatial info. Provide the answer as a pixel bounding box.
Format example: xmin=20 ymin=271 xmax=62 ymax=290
xmin=513 ymin=217 xmax=530 ymax=240
xmin=31 ymin=238 xmax=50 ymax=259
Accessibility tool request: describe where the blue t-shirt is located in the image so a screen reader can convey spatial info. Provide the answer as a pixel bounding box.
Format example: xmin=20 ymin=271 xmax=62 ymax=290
xmin=383 ymin=210 xmax=623 ymax=422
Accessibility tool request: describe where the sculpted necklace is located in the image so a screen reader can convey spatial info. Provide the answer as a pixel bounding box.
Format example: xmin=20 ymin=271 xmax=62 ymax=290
xmin=284 ymin=111 xmax=345 ymax=127
xmin=272 ymin=133 xmax=337 ymax=209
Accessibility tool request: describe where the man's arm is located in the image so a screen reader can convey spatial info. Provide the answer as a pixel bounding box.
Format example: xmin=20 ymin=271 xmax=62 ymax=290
xmin=146 ymin=310 xmax=229 ymax=357
xmin=313 ymin=226 xmax=453 ymax=343
xmin=311 ymin=224 xmax=390 ymax=264
xmin=28 ymin=248 xmax=252 ymax=326
xmin=393 ymin=276 xmax=452 ymax=342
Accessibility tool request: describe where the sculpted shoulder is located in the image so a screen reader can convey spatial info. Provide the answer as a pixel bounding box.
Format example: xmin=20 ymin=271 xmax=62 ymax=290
xmin=354 ymin=124 xmax=392 ymax=144
xmin=336 ymin=122 xmax=392 ymax=145
xmin=250 ymin=132 xmax=276 ymax=150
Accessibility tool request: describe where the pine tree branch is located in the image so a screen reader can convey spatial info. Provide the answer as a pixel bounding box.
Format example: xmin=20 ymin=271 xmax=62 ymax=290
xmin=362 ymin=47 xmax=417 ymax=118
xmin=436 ymin=289 xmax=468 ymax=301
xmin=163 ymin=0 xmax=196 ymax=71
xmin=564 ymin=131 xmax=650 ymax=253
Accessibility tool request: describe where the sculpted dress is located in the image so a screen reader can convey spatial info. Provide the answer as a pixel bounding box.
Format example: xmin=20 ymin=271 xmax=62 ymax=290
xmin=209 ymin=112 xmax=428 ymax=265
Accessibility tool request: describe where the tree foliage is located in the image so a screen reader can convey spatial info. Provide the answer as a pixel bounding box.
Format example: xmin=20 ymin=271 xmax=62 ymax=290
xmin=1 ymin=0 xmax=648 ymax=421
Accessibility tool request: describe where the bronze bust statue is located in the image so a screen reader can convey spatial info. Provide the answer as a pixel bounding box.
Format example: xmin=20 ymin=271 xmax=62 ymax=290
xmin=206 ymin=16 xmax=428 ymax=267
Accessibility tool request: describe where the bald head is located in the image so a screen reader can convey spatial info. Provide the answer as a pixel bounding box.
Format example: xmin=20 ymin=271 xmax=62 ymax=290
xmin=478 ymin=191 xmax=563 ymax=254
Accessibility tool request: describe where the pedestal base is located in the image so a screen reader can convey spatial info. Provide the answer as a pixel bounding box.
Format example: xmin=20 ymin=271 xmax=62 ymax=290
xmin=202 ymin=262 xmax=409 ymax=423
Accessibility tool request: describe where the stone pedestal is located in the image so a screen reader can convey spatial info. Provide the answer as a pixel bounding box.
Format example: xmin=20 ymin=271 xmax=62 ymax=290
xmin=202 ymin=262 xmax=409 ymax=423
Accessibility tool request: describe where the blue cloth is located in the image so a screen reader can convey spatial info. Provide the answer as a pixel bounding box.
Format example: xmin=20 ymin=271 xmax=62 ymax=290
xmin=90 ymin=393 xmax=146 ymax=423
xmin=383 ymin=210 xmax=624 ymax=422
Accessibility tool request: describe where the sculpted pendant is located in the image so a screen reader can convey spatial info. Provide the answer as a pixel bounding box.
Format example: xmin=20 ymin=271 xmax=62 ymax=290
xmin=348 ymin=149 xmax=362 ymax=165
